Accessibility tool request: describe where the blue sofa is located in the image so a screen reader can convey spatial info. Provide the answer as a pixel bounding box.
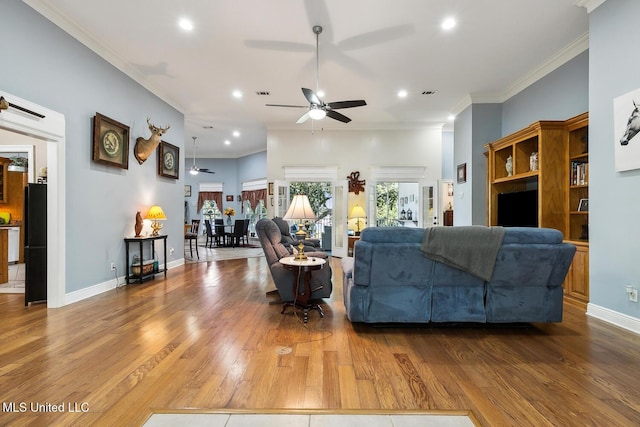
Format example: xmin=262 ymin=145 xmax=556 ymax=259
xmin=341 ymin=227 xmax=576 ymax=323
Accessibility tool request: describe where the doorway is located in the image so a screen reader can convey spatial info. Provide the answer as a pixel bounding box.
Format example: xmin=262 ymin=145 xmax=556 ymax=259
xmin=0 ymin=141 xmax=40 ymax=294
xmin=0 ymin=90 xmax=64 ymax=307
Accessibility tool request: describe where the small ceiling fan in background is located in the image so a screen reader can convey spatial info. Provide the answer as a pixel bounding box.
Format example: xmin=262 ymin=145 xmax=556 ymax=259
xmin=266 ymin=25 xmax=367 ymax=124
xmin=189 ymin=137 xmax=215 ymax=175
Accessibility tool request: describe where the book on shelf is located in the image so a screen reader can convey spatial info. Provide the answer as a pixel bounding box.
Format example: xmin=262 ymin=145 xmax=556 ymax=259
xmin=570 ymin=161 xmax=589 ymax=186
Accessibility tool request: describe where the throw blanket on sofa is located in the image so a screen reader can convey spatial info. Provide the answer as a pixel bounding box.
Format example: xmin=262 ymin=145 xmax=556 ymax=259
xmin=420 ymin=226 xmax=505 ymax=281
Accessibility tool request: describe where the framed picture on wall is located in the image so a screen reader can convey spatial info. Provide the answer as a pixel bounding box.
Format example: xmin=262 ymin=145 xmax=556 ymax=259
xmin=157 ymin=141 xmax=179 ymax=179
xmin=226 ymin=195 xmax=234 ymax=202
xmin=457 ymin=163 xmax=467 ymax=183
xmin=92 ymin=112 xmax=130 ymax=169
xmin=184 ymin=185 xmax=191 ymax=197
xmin=268 ymin=182 xmax=274 ymax=195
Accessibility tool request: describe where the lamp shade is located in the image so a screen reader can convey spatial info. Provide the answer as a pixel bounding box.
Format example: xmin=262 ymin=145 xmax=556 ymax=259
xmin=308 ymin=105 xmax=326 ymax=120
xmin=350 ymin=205 xmax=366 ymax=219
xmin=145 ymin=205 xmax=167 ymax=220
xmin=283 ymin=195 xmax=316 ymax=221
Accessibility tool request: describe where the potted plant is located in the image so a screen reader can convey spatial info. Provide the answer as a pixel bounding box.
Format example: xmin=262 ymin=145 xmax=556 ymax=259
xmin=8 ymin=156 xmax=28 ymax=172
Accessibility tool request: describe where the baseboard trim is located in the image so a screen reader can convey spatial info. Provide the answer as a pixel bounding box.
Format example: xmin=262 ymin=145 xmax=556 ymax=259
xmin=64 ymin=258 xmax=186 ymax=306
xmin=586 ymin=303 xmax=640 ymax=335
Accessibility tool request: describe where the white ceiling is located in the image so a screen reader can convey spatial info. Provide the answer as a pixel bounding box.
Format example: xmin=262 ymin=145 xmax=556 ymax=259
xmin=26 ymin=0 xmax=589 ymax=159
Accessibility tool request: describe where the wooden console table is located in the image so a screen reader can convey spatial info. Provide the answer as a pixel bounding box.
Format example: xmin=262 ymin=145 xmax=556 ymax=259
xmin=124 ymin=235 xmax=167 ymax=284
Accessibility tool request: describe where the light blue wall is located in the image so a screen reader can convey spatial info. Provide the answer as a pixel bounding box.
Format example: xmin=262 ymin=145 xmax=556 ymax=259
xmin=502 ymin=50 xmax=589 ymax=134
xmin=1 ymin=1 xmax=184 ymax=292
xmin=453 ymin=107 xmax=473 ymax=225
xmin=471 ymin=104 xmax=502 ymax=225
xmin=238 ymin=150 xmax=267 ymax=183
xmin=184 ymin=151 xmax=267 ymax=222
xmin=589 ymin=0 xmax=640 ymax=320
xmin=453 ymin=104 xmax=501 ymax=225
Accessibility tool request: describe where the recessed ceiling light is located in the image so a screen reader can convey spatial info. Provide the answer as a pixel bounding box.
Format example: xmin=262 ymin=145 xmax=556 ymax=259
xmin=232 ymin=90 xmax=242 ymax=99
xmin=398 ymin=89 xmax=408 ymax=98
xmin=448 ymin=114 xmax=456 ymax=121
xmin=178 ymin=18 xmax=194 ymax=31
xmin=224 ymin=140 xmax=231 ymax=145
xmin=317 ymin=90 xmax=325 ymax=98
xmin=442 ymin=17 xmax=456 ymax=30
xmin=232 ymin=131 xmax=240 ymax=138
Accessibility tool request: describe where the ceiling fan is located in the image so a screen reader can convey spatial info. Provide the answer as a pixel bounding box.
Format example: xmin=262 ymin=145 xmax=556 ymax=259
xmin=189 ymin=137 xmax=215 ymax=175
xmin=266 ymin=25 xmax=367 ymax=124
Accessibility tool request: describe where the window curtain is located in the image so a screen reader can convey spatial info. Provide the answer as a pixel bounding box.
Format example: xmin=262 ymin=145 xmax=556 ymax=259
xmin=241 ymin=189 xmax=267 ymax=212
xmin=197 ymin=191 xmax=222 ymax=213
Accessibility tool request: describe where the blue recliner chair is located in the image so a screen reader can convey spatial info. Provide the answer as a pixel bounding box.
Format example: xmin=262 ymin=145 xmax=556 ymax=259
xmin=255 ymin=218 xmax=332 ymax=303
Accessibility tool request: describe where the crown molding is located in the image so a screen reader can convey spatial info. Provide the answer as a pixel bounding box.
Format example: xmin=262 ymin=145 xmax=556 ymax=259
xmin=502 ymin=32 xmax=589 ymax=101
xmin=23 ymin=0 xmax=186 ymax=113
xmin=449 ymin=32 xmax=589 ymax=115
xmin=575 ymin=0 xmax=608 ymax=13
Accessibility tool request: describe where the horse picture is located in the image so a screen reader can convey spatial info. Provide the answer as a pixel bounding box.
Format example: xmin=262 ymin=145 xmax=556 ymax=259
xmin=614 ymin=88 xmax=640 ymax=172
xmin=620 ymin=100 xmax=640 ymax=145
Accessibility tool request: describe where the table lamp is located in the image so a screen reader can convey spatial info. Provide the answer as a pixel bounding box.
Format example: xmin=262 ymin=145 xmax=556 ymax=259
xmin=146 ymin=205 xmax=166 ymax=236
xmin=283 ymin=194 xmax=316 ymax=260
xmin=350 ymin=205 xmax=366 ymax=236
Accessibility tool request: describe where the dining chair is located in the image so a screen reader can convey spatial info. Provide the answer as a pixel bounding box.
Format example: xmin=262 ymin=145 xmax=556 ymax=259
xmin=184 ymin=219 xmax=200 ymax=259
xmin=214 ymin=218 xmax=230 ymax=246
xmin=204 ymin=219 xmax=215 ymax=248
xmin=242 ymin=218 xmax=250 ymax=246
xmin=230 ymin=219 xmax=246 ymax=247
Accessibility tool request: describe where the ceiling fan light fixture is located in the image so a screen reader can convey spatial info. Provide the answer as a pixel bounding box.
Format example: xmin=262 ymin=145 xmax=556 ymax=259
xmin=190 ymin=165 xmax=199 ymax=175
xmin=308 ymin=106 xmax=326 ymax=120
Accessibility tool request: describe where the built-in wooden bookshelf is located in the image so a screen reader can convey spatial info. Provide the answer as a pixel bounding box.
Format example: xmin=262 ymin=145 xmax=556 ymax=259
xmin=485 ymin=120 xmax=567 ymax=233
xmin=564 ymin=112 xmax=589 ymax=309
xmin=486 ymin=112 xmax=589 ymax=310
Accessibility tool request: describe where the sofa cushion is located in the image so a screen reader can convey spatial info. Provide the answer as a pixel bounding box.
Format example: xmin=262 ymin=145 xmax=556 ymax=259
xmin=503 ymin=227 xmax=563 ymax=244
xmin=359 ymin=227 xmax=424 ymax=244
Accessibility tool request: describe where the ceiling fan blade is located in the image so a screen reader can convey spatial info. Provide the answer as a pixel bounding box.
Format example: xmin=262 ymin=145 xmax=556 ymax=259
xmin=199 ymin=169 xmax=216 ymax=174
xmin=326 ymin=110 xmax=351 ymax=123
xmin=302 ymin=88 xmax=322 ymax=105
xmin=296 ymin=112 xmax=310 ymax=124
xmin=337 ymin=25 xmax=415 ymax=51
xmin=328 ymin=100 xmax=367 ymax=109
xmin=243 ymin=40 xmax=314 ymax=52
xmin=266 ymin=103 xmax=308 ymax=108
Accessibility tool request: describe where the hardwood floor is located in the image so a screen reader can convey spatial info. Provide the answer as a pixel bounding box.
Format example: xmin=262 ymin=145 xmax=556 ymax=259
xmin=0 ymin=257 xmax=638 ymax=426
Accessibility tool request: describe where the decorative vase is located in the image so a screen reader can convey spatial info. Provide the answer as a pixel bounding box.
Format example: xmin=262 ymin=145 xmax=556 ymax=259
xmin=506 ymin=155 xmax=513 ymax=176
xmin=529 ymin=152 xmax=538 ymax=171
xmin=227 ymin=215 xmax=232 ymax=225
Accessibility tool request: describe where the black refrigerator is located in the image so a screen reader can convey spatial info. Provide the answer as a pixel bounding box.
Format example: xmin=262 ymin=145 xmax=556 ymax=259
xmin=24 ymin=183 xmax=47 ymax=306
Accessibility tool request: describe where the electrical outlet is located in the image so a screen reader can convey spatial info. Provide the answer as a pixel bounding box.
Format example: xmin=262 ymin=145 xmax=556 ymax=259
xmin=631 ymin=289 xmax=639 ymax=303
xmin=110 ymin=262 xmax=116 ymax=271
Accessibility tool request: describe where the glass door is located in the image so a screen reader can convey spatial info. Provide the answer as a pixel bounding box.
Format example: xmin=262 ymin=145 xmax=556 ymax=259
xmin=273 ymin=180 xmax=289 ymax=218
xmin=421 ymin=184 xmax=438 ymax=227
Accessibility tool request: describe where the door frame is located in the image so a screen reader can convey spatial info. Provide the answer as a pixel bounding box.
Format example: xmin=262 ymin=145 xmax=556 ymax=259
xmin=0 ymin=89 xmax=65 ymax=308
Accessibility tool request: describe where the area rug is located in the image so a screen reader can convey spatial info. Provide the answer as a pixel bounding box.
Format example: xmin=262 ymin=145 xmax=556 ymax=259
xmin=144 ymin=409 xmax=478 ymax=427
xmin=185 ymin=238 xmax=265 ymax=263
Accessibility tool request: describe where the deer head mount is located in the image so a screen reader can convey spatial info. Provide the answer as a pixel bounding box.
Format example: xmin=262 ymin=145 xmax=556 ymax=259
xmin=134 ymin=117 xmax=170 ymax=165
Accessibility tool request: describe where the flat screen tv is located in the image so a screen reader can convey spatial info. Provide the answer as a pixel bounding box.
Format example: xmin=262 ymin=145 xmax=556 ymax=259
xmin=497 ymin=189 xmax=538 ymax=227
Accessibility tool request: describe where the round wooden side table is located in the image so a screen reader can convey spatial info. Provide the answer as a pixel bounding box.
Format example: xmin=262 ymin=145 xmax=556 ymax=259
xmin=278 ymin=256 xmax=327 ymax=322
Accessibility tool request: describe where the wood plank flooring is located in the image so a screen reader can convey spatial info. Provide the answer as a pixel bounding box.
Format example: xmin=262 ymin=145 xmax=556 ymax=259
xmin=0 ymin=257 xmax=638 ymax=426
